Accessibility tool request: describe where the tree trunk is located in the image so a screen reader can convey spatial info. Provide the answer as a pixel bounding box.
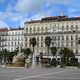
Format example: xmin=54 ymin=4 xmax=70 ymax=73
xmin=33 ymin=47 xmax=34 ymax=55
xmin=47 ymin=46 xmax=49 ymax=63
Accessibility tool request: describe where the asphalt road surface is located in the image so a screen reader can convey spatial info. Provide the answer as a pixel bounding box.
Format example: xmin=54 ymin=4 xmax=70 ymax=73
xmin=0 ymin=67 xmax=80 ymax=80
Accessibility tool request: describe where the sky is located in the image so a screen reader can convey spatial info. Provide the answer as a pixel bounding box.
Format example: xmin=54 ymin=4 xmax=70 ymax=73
xmin=0 ymin=0 xmax=80 ymax=28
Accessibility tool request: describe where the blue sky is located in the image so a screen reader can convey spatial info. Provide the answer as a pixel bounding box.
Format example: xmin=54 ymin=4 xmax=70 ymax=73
xmin=0 ymin=0 xmax=80 ymax=28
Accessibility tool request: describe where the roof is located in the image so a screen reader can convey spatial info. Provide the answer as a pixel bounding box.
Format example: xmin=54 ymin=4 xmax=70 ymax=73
xmin=0 ymin=28 xmax=8 ymax=32
xmin=9 ymin=27 xmax=24 ymax=31
xmin=25 ymin=15 xmax=80 ymax=24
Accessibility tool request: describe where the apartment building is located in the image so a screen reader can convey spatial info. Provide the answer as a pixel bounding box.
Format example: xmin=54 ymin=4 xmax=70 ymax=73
xmin=24 ymin=15 xmax=80 ymax=61
xmin=0 ymin=27 xmax=24 ymax=52
xmin=0 ymin=28 xmax=8 ymax=51
xmin=6 ymin=27 xmax=24 ymax=52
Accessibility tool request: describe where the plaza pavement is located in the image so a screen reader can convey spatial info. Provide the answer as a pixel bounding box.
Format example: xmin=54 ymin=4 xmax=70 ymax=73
xmin=0 ymin=67 xmax=80 ymax=80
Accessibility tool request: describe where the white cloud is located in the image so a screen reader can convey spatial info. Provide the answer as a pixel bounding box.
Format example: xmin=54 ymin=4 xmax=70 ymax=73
xmin=0 ymin=11 xmax=23 ymax=22
xmin=0 ymin=21 xmax=9 ymax=28
xmin=15 ymin=0 xmax=45 ymax=14
xmin=30 ymin=10 xmax=53 ymax=20
xmin=14 ymin=0 xmax=71 ymax=14
xmin=0 ymin=0 xmax=80 ymax=28
xmin=0 ymin=12 xmax=8 ymax=20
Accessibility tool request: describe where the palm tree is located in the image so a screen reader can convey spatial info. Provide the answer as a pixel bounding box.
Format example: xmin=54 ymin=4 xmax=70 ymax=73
xmin=51 ymin=47 xmax=57 ymax=58
xmin=59 ymin=47 xmax=66 ymax=67
xmin=1 ymin=49 xmax=9 ymax=63
xmin=30 ymin=37 xmax=37 ymax=54
xmin=23 ymin=48 xmax=32 ymax=59
xmin=45 ymin=36 xmax=51 ymax=63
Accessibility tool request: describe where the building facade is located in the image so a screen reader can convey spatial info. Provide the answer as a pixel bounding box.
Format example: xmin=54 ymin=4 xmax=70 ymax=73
xmin=0 ymin=28 xmax=8 ymax=51
xmin=6 ymin=28 xmax=24 ymax=52
xmin=0 ymin=27 xmax=24 ymax=52
xmin=24 ymin=15 xmax=80 ymax=61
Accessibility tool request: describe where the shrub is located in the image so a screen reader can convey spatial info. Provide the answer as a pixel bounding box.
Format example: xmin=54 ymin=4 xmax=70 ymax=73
xmin=66 ymin=57 xmax=78 ymax=66
xmin=70 ymin=57 xmax=78 ymax=66
xmin=50 ymin=58 xmax=57 ymax=67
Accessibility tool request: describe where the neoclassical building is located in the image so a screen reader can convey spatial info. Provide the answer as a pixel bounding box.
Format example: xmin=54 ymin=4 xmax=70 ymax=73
xmin=0 ymin=27 xmax=24 ymax=52
xmin=24 ymin=15 xmax=80 ymax=61
xmin=6 ymin=27 xmax=24 ymax=52
xmin=0 ymin=28 xmax=8 ymax=51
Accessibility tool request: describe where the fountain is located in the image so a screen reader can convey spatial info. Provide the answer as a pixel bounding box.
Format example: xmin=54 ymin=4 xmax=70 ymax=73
xmin=32 ymin=54 xmax=36 ymax=67
xmin=12 ymin=45 xmax=25 ymax=67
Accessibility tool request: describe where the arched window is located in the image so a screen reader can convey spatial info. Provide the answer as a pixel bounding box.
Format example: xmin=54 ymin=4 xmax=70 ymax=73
xmin=66 ymin=25 xmax=69 ymax=30
xmin=71 ymin=25 xmax=74 ymax=30
xmin=45 ymin=27 xmax=47 ymax=32
xmin=37 ymin=27 xmax=40 ymax=33
xmin=41 ymin=27 xmax=44 ymax=32
xmin=34 ymin=27 xmax=35 ymax=33
xmin=26 ymin=28 xmax=28 ymax=30
xmin=30 ymin=28 xmax=32 ymax=33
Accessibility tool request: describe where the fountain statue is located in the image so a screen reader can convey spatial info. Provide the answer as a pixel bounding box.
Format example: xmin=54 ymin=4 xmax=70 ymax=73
xmin=12 ymin=45 xmax=25 ymax=67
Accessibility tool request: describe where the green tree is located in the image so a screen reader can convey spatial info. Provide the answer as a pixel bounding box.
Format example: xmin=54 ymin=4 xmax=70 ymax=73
xmin=45 ymin=36 xmax=51 ymax=63
xmin=0 ymin=51 xmax=2 ymax=63
xmin=50 ymin=58 xmax=57 ymax=67
xmin=51 ymin=47 xmax=57 ymax=58
xmin=30 ymin=37 xmax=37 ymax=54
xmin=59 ymin=47 xmax=74 ymax=67
xmin=23 ymin=48 xmax=32 ymax=59
xmin=1 ymin=49 xmax=9 ymax=63
xmin=13 ymin=47 xmax=19 ymax=55
xmin=7 ymin=52 xmax=14 ymax=62
xmin=59 ymin=47 xmax=66 ymax=67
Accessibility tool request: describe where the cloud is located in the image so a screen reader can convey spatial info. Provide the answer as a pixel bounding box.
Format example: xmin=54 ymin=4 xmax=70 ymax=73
xmin=0 ymin=12 xmax=8 ymax=20
xmin=15 ymin=0 xmax=45 ymax=14
xmin=14 ymin=0 xmax=71 ymax=14
xmin=0 ymin=0 xmax=80 ymax=28
xmin=0 ymin=21 xmax=9 ymax=28
xmin=14 ymin=0 xmax=75 ymax=17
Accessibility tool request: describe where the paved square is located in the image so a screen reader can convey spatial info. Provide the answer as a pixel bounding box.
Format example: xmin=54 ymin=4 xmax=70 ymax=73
xmin=0 ymin=67 xmax=80 ymax=80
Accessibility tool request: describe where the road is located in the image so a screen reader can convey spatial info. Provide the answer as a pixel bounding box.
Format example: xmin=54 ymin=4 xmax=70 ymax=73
xmin=0 ymin=67 xmax=80 ymax=80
